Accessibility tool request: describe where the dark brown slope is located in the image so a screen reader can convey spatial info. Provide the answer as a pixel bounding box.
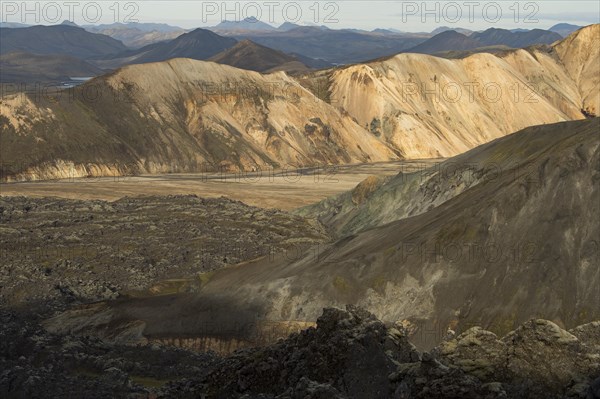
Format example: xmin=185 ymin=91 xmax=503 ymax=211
xmin=208 ymin=39 xmax=310 ymax=73
xmin=121 ymin=28 xmax=237 ymax=64
xmin=43 ymin=119 xmax=600 ymax=352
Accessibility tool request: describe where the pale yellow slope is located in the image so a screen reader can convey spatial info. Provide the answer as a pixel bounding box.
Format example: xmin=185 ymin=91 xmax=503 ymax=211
xmin=330 ymin=51 xmax=583 ymax=159
xmin=107 ymin=58 xmax=397 ymax=167
xmin=554 ymin=24 xmax=600 ymax=116
xmin=499 ymin=48 xmax=583 ymax=118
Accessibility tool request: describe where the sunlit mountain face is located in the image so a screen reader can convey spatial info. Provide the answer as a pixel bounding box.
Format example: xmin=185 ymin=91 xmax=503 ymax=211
xmin=1 ymin=1 xmax=599 ymax=398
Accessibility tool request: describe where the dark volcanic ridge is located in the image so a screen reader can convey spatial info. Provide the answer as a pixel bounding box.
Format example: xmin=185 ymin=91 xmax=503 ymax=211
xmin=208 ymin=40 xmax=310 ymax=73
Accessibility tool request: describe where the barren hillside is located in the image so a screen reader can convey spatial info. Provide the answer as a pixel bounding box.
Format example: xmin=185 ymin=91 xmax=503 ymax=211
xmin=0 ymin=58 xmax=396 ymax=181
xmin=553 ymin=24 xmax=600 ymax=117
xmin=41 ymin=118 xmax=600 ymax=350
xmin=322 ymin=25 xmax=599 ymax=159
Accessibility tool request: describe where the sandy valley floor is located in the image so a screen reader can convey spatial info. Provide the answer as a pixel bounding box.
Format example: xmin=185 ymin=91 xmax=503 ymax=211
xmin=0 ymin=160 xmax=441 ymax=210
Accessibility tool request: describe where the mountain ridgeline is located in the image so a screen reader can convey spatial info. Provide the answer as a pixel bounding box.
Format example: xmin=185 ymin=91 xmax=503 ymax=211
xmin=0 ymin=23 xmax=588 ymax=79
xmin=0 ymin=24 xmax=598 ymax=181
xmin=208 ymin=40 xmax=311 ymax=73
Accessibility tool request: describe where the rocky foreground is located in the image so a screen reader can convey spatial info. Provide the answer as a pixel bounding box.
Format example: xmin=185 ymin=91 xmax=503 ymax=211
xmin=1 ymin=306 xmax=599 ymax=398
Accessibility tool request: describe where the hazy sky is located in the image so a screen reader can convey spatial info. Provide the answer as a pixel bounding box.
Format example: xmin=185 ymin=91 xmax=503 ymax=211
xmin=2 ymin=1 xmax=599 ymax=31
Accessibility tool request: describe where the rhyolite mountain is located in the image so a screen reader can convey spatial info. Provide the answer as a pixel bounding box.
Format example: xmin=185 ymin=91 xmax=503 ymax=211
xmin=321 ymin=24 xmax=598 ymax=158
xmin=0 ymin=58 xmax=396 ymax=181
xmin=430 ymin=26 xmax=474 ymax=36
xmin=1 ymin=25 xmax=598 ymax=181
xmin=553 ymin=24 xmax=600 ymax=117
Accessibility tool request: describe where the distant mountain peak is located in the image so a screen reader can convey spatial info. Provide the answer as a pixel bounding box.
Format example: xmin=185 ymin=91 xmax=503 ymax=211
xmin=550 ymin=23 xmax=582 ymax=29
xmin=122 ymin=27 xmax=237 ymax=64
xmin=60 ymin=20 xmax=78 ymax=27
xmin=372 ymin=28 xmax=406 ymax=35
xmin=436 ymin=30 xmax=467 ymax=37
xmin=278 ymin=22 xmax=301 ymax=31
xmin=214 ymin=17 xmax=275 ymax=31
xmin=549 ymin=23 xmax=583 ymax=37
xmin=430 ymin=26 xmax=473 ymax=36
xmin=188 ymin=27 xmax=220 ymax=35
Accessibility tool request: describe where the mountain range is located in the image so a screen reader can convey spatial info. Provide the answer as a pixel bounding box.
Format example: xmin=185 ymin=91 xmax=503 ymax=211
xmin=407 ymin=28 xmax=563 ymax=55
xmin=114 ymin=28 xmax=238 ymax=64
xmin=471 ymin=28 xmax=562 ymax=47
xmin=0 ymin=22 xmax=587 ymax=83
xmin=84 ymin=22 xmax=188 ymax=48
xmin=0 ymin=24 xmax=127 ymax=58
xmin=1 ymin=24 xmax=597 ymax=181
xmin=321 ymin=25 xmax=598 ymax=158
xmin=221 ymin=26 xmax=427 ymax=64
